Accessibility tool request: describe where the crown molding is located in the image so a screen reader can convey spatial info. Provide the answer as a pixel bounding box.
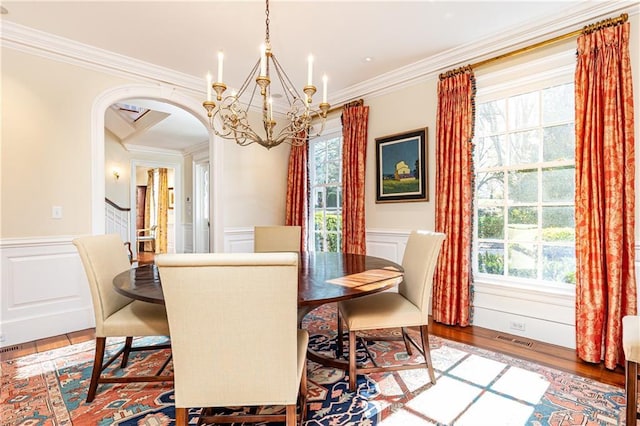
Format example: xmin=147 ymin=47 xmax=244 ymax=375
xmin=0 ymin=20 xmax=203 ymax=96
xmin=331 ymin=0 xmax=639 ymax=104
xmin=1 ymin=1 xmax=638 ymax=107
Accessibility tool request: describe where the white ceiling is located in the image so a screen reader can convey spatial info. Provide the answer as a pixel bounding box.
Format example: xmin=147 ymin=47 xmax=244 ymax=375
xmin=2 ymin=1 xmax=636 ymax=151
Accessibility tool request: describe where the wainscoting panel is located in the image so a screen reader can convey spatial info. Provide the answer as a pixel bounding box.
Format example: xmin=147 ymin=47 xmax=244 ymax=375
xmin=224 ymin=227 xmax=254 ymax=253
xmin=0 ymin=237 xmax=94 ymax=348
xmin=365 ymin=229 xmax=410 ymax=264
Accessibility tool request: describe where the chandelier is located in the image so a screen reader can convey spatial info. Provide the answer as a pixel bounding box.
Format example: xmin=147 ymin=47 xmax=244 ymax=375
xmin=202 ymin=0 xmax=330 ymax=149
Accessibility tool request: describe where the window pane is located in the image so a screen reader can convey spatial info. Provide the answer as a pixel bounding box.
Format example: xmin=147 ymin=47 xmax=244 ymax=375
xmin=476 ymin=172 xmax=504 ymax=203
xmin=327 ymin=137 xmax=341 ymax=183
xmin=314 ymin=188 xmax=324 ymax=208
xmin=509 ymin=130 xmax=540 ymax=165
xmin=508 ymin=243 xmax=537 ymax=278
xmin=313 ymin=140 xmax=327 ymax=184
xmin=542 ymin=166 xmax=574 ymax=202
xmin=314 ymin=211 xmax=324 ymax=231
xmin=476 ymin=100 xmax=506 ymax=135
xmin=508 ymin=207 xmax=538 ymax=241
xmin=508 ymin=169 xmax=537 ymax=203
xmin=542 ymin=207 xmax=575 ymax=242
xmin=326 ymin=232 xmax=339 ymax=252
xmin=508 ymin=91 xmax=539 ymax=130
xmin=543 ymin=84 xmax=574 ymax=124
xmin=477 ymin=242 xmax=504 ymax=275
xmin=314 ymin=232 xmax=324 ymax=251
xmin=478 ymin=208 xmax=504 ymax=239
xmin=542 ymin=245 xmax=576 ymax=284
xmin=543 ymin=124 xmax=574 ymax=162
xmin=475 ymin=135 xmax=506 ymax=168
xmin=326 ymin=187 xmax=338 ymax=208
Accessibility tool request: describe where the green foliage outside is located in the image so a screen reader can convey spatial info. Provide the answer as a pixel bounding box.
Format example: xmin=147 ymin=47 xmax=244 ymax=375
xmin=314 ymin=212 xmax=342 ymax=252
xmin=478 ymin=251 xmax=504 ymax=274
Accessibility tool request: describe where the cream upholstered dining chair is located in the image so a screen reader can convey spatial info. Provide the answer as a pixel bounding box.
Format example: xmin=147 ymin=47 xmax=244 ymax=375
xmin=72 ymin=234 xmax=172 ymax=402
xmin=623 ymin=315 xmax=640 ymax=425
xmin=156 ymin=252 xmax=308 ymax=426
xmin=336 ymin=230 xmax=446 ymax=391
xmin=254 ymin=225 xmax=302 ymax=253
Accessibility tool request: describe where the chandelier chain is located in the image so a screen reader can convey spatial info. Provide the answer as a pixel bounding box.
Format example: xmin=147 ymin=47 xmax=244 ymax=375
xmin=264 ymin=0 xmax=270 ymax=44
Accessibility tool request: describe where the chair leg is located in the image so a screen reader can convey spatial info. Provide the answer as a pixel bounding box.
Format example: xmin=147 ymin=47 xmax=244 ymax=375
xmin=299 ymin=360 xmax=308 ymax=425
xmin=420 ymin=325 xmax=436 ymax=384
xmin=626 ymin=359 xmax=638 ymax=426
xmin=286 ymin=404 xmax=296 ymax=426
xmin=120 ymin=337 xmax=133 ymax=368
xmin=175 ymin=407 xmax=188 ymax=426
xmin=336 ymin=312 xmax=344 ymax=358
xmin=401 ymin=327 xmax=413 ymax=356
xmin=348 ymin=330 xmax=357 ymax=392
xmin=87 ymin=337 xmax=106 ymax=403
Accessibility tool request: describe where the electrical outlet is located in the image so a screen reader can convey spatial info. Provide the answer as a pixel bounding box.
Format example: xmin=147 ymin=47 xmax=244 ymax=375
xmin=509 ymin=321 xmax=526 ymax=331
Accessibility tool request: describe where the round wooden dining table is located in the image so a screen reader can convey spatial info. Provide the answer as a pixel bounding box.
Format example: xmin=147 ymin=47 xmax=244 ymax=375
xmin=112 ymin=251 xmax=404 ymax=368
xmin=113 ymin=251 xmax=403 ymax=309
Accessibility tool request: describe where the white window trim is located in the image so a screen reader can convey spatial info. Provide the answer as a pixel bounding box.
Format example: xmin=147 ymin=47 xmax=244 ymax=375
xmin=308 ymin=118 xmax=343 ymax=252
xmin=473 ymin=47 xmax=576 ymax=295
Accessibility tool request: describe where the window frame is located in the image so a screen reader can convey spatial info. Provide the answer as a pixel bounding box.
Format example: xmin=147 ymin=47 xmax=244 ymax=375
xmin=472 ymin=49 xmax=577 ymax=293
xmin=307 ymin=119 xmax=343 ymax=252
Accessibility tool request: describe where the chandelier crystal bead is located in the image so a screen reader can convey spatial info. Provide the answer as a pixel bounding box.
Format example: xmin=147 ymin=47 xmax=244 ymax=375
xmin=202 ymin=0 xmax=330 ymax=149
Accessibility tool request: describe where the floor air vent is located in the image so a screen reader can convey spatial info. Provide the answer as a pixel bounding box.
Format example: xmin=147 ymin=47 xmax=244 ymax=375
xmin=495 ymin=334 xmax=534 ymax=348
xmin=0 ymin=345 xmax=21 ymax=354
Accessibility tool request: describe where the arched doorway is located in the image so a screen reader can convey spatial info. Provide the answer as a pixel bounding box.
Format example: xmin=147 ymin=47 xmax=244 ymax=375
xmin=91 ymin=84 xmax=224 ymax=252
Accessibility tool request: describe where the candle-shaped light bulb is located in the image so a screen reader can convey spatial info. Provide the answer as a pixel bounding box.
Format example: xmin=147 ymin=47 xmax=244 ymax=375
xmin=217 ymin=51 xmax=224 ymax=82
xmin=206 ymin=73 xmax=212 ymax=101
xmin=260 ymin=44 xmax=267 ymax=76
xmin=307 ymin=55 xmax=313 ymax=86
xmin=322 ymin=74 xmax=328 ymax=104
xmin=307 ymin=54 xmax=314 ymax=86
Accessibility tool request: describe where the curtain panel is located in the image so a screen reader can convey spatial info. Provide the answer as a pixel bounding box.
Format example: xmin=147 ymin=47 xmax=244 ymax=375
xmin=341 ymin=104 xmax=369 ymax=255
xmin=285 ymin=133 xmax=309 ymax=251
xmin=433 ymin=70 xmax=476 ymax=326
xmin=574 ymin=22 xmax=637 ymax=369
xmin=143 ymin=169 xmax=154 ymax=253
xmin=157 ymin=168 xmax=169 ymax=254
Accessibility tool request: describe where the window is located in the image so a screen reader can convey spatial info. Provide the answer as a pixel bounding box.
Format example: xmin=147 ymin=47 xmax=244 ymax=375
xmin=474 ymin=76 xmax=576 ymax=286
xmin=308 ymin=122 xmax=342 ymax=252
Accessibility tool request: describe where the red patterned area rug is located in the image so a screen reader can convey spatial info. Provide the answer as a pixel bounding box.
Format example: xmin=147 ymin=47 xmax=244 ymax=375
xmin=1 ymin=304 xmax=630 ymax=425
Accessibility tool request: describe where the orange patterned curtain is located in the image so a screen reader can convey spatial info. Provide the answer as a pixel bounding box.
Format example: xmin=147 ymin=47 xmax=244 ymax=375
xmin=285 ymin=132 xmax=309 ymax=251
xmin=433 ymin=69 xmax=475 ymax=326
xmin=341 ymin=103 xmax=369 ymax=255
xmin=157 ymin=168 xmax=169 ymax=254
xmin=575 ymin=22 xmax=636 ymax=369
xmin=143 ymin=169 xmax=155 ymax=252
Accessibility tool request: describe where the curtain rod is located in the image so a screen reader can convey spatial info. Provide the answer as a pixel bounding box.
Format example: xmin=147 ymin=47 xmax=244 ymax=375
xmin=323 ymin=98 xmax=364 ymax=116
xmin=439 ymin=13 xmax=629 ymax=80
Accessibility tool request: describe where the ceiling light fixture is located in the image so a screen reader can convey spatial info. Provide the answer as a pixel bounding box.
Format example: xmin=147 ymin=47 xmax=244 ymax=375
xmin=202 ymin=0 xmax=330 ymax=149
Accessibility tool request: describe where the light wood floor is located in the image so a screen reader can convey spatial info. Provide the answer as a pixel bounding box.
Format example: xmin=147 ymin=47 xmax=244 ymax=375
xmin=0 ymin=317 xmax=625 ymax=389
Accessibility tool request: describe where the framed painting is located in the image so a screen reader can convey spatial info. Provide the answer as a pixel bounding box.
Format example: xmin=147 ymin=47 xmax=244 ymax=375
xmin=375 ymin=128 xmax=428 ymax=203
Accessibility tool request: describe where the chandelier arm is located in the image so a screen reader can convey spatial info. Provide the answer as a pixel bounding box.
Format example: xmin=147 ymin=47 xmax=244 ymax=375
xmin=202 ymin=0 xmax=329 ymax=149
xmin=270 ymin=54 xmax=304 ymax=104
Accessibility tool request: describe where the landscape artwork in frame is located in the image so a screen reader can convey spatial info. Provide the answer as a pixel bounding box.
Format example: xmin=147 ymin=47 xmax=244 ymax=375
xmin=375 ymin=128 xmax=428 ymax=203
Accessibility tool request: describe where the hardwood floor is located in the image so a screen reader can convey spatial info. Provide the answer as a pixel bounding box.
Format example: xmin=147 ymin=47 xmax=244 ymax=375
xmin=0 ymin=319 xmax=625 ymax=389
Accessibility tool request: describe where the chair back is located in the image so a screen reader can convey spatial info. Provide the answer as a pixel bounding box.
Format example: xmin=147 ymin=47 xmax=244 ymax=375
xmin=73 ymin=234 xmax=134 ymax=334
xmin=398 ymin=231 xmax=446 ymax=319
xmin=156 ymin=252 xmax=300 ymax=408
xmin=254 ymin=225 xmax=301 ymax=253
